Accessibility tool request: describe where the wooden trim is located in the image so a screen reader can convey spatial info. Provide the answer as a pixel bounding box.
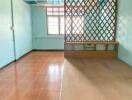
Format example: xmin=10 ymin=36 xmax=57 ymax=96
xmin=64 ymin=51 xmax=117 ymax=58
xmin=65 ymin=41 xmax=119 ymax=45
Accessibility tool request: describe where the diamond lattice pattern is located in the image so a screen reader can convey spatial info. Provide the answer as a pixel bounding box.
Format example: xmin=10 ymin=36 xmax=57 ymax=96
xmin=65 ymin=0 xmax=117 ymax=42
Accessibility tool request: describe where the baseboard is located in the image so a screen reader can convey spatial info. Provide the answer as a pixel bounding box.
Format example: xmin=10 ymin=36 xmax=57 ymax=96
xmin=0 ymin=49 xmax=64 ymax=70
xmin=33 ymin=49 xmax=64 ymax=51
xmin=64 ymin=51 xmax=117 ymax=58
xmin=0 ymin=50 xmax=32 ymax=71
xmin=0 ymin=60 xmax=15 ymax=71
xmin=16 ymin=50 xmax=32 ymax=61
xmin=118 ymin=58 xmax=132 ymax=67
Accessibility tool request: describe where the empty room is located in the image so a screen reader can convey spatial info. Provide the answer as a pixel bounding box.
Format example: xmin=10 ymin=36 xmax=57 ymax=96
xmin=0 ymin=0 xmax=132 ymax=100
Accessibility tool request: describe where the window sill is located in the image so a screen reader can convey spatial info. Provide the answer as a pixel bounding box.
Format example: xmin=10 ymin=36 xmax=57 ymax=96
xmin=33 ymin=35 xmax=64 ymax=39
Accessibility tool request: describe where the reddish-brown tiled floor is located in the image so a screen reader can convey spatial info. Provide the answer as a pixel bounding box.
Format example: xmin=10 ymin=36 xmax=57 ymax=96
xmin=0 ymin=51 xmax=64 ymax=100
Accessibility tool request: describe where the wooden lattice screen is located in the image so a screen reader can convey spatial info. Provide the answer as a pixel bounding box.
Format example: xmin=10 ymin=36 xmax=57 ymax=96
xmin=64 ymin=0 xmax=118 ymax=42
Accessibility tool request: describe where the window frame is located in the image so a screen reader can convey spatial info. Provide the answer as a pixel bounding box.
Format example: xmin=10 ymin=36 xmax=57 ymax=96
xmin=46 ymin=6 xmax=64 ymax=35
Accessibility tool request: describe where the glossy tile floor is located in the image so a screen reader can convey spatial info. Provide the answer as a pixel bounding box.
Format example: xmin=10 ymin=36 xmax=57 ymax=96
xmin=1 ymin=52 xmax=132 ymax=100
xmin=0 ymin=51 xmax=64 ymax=100
xmin=61 ymin=58 xmax=132 ymax=100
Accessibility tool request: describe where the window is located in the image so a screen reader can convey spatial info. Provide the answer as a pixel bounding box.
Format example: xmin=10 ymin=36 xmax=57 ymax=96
xmin=47 ymin=7 xmax=64 ymax=35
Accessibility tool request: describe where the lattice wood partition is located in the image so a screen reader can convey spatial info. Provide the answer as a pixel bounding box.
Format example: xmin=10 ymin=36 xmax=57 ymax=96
xmin=64 ymin=0 xmax=118 ymax=42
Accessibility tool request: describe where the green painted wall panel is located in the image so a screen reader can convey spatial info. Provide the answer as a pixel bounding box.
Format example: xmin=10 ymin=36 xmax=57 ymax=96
xmin=117 ymin=0 xmax=132 ymax=66
xmin=0 ymin=0 xmax=32 ymax=68
xmin=0 ymin=0 xmax=14 ymax=68
xmin=13 ymin=0 xmax=32 ymax=59
xmin=31 ymin=6 xmax=64 ymax=50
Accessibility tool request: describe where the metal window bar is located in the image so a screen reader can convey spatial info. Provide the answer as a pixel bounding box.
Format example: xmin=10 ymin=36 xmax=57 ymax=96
xmin=47 ymin=7 xmax=64 ymax=35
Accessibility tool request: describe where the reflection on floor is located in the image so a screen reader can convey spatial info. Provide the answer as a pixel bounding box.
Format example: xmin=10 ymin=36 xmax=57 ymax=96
xmin=0 ymin=51 xmax=64 ymax=100
xmin=61 ymin=58 xmax=132 ymax=100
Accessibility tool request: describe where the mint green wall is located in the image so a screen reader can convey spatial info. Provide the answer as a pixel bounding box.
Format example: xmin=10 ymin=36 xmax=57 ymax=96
xmin=0 ymin=0 xmax=32 ymax=68
xmin=117 ymin=0 xmax=132 ymax=66
xmin=31 ymin=6 xmax=64 ymax=50
xmin=0 ymin=0 xmax=14 ymax=68
xmin=13 ymin=0 xmax=32 ymax=59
